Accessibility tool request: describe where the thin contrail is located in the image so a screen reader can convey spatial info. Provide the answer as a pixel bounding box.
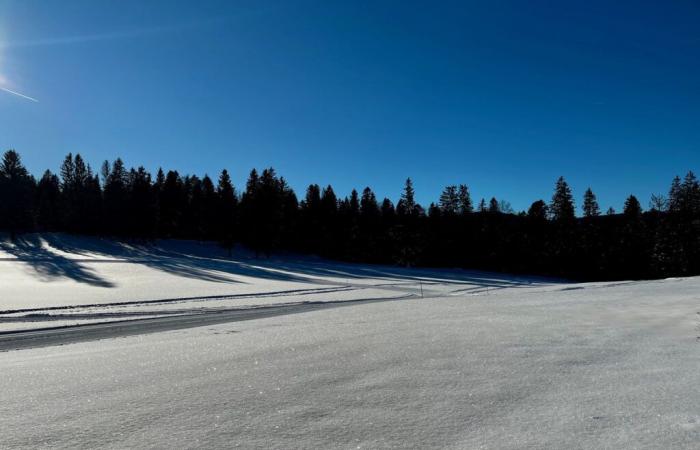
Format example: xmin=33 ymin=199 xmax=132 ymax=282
xmin=0 ymin=87 xmax=39 ymax=102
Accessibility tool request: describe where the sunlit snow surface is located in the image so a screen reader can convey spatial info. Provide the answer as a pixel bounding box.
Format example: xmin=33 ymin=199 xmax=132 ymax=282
xmin=0 ymin=233 xmax=556 ymax=331
xmin=1 ymin=234 xmax=699 ymax=448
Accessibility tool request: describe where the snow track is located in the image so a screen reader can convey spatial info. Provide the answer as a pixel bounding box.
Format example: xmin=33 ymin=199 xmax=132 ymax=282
xmin=0 ymin=293 xmax=415 ymax=352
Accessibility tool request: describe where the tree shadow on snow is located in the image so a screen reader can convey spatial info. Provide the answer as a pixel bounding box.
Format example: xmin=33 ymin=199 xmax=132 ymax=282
xmin=2 ymin=233 xmax=564 ymax=290
xmin=0 ymin=235 xmax=115 ymax=288
xmin=38 ymin=234 xmax=311 ymax=285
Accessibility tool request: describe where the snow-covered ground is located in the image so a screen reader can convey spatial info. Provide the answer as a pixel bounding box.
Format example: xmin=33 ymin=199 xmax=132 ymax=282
xmin=0 ymin=233 xmax=557 ymax=332
xmin=1 ymin=234 xmax=699 ymax=448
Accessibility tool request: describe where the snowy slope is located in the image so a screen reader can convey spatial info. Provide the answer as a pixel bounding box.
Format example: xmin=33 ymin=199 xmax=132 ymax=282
xmin=0 ymin=233 xmax=559 ymax=332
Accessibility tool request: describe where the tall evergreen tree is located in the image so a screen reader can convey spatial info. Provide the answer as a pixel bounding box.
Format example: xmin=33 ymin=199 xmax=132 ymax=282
xmin=36 ymin=170 xmax=61 ymax=231
xmin=216 ymin=169 xmax=238 ymax=255
xmin=0 ymin=150 xmax=35 ymax=236
xmin=668 ymin=175 xmax=682 ymax=212
xmin=400 ymin=178 xmax=416 ymax=216
xmin=103 ymin=158 xmax=129 ymax=235
xmin=128 ymin=166 xmax=156 ymax=238
xmin=457 ymin=184 xmax=473 ymax=214
xmin=488 ymin=197 xmax=500 ymax=213
xmin=439 ymin=185 xmax=459 ymax=214
xmin=550 ymin=176 xmax=575 ymax=221
xmin=623 ymin=195 xmax=642 ymax=218
xmin=159 ymin=170 xmax=184 ymax=237
xmin=582 ymin=188 xmax=600 ymax=218
xmin=360 ymin=187 xmax=380 ymax=218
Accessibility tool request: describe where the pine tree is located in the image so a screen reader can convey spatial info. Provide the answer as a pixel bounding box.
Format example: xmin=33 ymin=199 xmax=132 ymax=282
xmin=582 ymin=188 xmax=600 ymax=217
xmin=623 ymin=195 xmax=642 ymax=218
xmin=360 ymin=187 xmax=379 ymax=218
xmin=400 ymin=178 xmax=416 ymax=216
xmin=380 ymin=198 xmax=395 ymax=219
xmin=550 ymin=176 xmax=575 ymax=221
xmin=0 ymin=150 xmax=35 ymax=236
xmin=457 ymin=184 xmax=473 ymax=214
xmin=320 ymin=185 xmax=337 ymax=217
xmin=668 ymin=175 xmax=682 ymax=212
xmin=216 ymin=169 xmax=238 ymax=255
xmin=681 ymin=171 xmax=700 ymax=215
xmin=159 ymin=170 xmax=184 ymax=237
xmin=36 ymin=170 xmax=61 ymax=230
xmin=128 ymin=166 xmax=156 ymax=238
xmin=103 ymin=158 xmax=128 ymax=235
xmin=303 ymin=184 xmax=321 ymax=212
xmin=488 ymin=197 xmax=499 ymax=213
xmin=439 ymin=185 xmax=459 ymax=214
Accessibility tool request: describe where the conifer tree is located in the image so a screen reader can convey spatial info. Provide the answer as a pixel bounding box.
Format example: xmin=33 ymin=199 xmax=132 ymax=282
xmin=103 ymin=158 xmax=128 ymax=235
xmin=36 ymin=170 xmax=61 ymax=231
xmin=681 ymin=171 xmax=700 ymax=215
xmin=457 ymin=184 xmax=473 ymax=214
xmin=400 ymin=178 xmax=416 ymax=216
xmin=439 ymin=185 xmax=459 ymax=214
xmin=320 ymin=185 xmax=337 ymax=217
xmin=216 ymin=169 xmax=238 ymax=255
xmin=128 ymin=166 xmax=156 ymax=238
xmin=550 ymin=176 xmax=575 ymax=221
xmin=360 ymin=187 xmax=379 ymax=218
xmin=623 ymin=195 xmax=642 ymax=218
xmin=0 ymin=150 xmax=35 ymax=236
xmin=159 ymin=170 xmax=184 ymax=237
xmin=582 ymin=188 xmax=600 ymax=217
xmin=380 ymin=198 xmax=395 ymax=219
xmin=668 ymin=176 xmax=682 ymax=212
xmin=488 ymin=197 xmax=500 ymax=213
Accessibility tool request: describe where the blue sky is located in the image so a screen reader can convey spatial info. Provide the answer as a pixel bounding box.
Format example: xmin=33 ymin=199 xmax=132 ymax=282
xmin=0 ymin=0 xmax=698 ymax=212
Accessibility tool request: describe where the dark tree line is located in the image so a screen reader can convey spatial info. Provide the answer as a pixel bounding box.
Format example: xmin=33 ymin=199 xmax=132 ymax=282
xmin=2 ymin=149 xmax=700 ymax=281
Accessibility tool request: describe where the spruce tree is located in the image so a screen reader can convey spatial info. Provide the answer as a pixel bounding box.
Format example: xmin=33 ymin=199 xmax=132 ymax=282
xmin=457 ymin=184 xmax=473 ymax=214
xmin=488 ymin=197 xmax=499 ymax=213
xmin=668 ymin=176 xmax=682 ymax=212
xmin=400 ymin=178 xmax=416 ymax=216
xmin=360 ymin=187 xmax=379 ymax=218
xmin=36 ymin=170 xmax=61 ymax=231
xmin=103 ymin=158 xmax=128 ymax=235
xmin=216 ymin=169 xmax=238 ymax=255
xmin=550 ymin=176 xmax=575 ymax=221
xmin=380 ymin=198 xmax=395 ymax=219
xmin=128 ymin=166 xmax=156 ymax=238
xmin=623 ymin=195 xmax=642 ymax=218
xmin=582 ymin=188 xmax=600 ymax=218
xmin=439 ymin=185 xmax=459 ymax=214
xmin=0 ymin=150 xmax=35 ymax=236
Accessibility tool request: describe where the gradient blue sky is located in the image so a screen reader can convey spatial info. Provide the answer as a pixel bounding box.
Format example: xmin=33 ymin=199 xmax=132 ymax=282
xmin=1 ymin=0 xmax=698 ymax=212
